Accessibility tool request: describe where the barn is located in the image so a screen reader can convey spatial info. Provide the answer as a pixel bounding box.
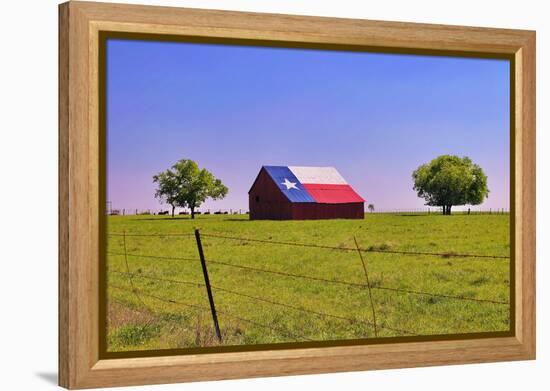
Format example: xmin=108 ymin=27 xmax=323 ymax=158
xmin=248 ymin=166 xmax=365 ymax=220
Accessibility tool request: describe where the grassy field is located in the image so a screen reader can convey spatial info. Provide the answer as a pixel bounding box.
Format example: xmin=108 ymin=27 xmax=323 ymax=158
xmin=106 ymin=213 xmax=510 ymax=352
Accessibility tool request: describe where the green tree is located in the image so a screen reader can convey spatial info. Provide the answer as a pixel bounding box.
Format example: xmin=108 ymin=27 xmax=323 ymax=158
xmin=152 ymin=170 xmax=179 ymax=217
xmin=367 ymin=204 xmax=375 ymax=213
xmin=153 ymin=159 xmax=228 ymax=219
xmin=412 ymin=155 xmax=489 ymax=215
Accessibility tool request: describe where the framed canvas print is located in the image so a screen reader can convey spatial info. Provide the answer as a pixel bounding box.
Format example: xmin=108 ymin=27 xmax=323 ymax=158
xmin=58 ymin=1 xmax=536 ymax=389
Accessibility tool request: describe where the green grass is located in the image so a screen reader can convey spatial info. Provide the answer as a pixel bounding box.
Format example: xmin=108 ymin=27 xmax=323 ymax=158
xmin=106 ymin=213 xmax=510 ymax=352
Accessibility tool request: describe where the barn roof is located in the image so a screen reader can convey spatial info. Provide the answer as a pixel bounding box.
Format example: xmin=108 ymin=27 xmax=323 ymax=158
xmin=253 ymin=165 xmax=365 ymax=204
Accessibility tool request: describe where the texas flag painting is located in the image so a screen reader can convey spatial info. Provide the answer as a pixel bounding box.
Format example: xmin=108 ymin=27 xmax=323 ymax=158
xmin=264 ymin=166 xmax=365 ymax=203
xmin=249 ymin=165 xmax=365 ymax=220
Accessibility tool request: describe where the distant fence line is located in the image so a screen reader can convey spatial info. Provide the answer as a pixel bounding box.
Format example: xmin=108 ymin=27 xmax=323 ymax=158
xmin=105 ymin=206 xmax=510 ymax=216
xmin=106 ymin=207 xmax=250 ymax=216
xmin=107 ymin=229 xmax=510 ymax=343
xmin=368 ymin=208 xmax=510 ymax=215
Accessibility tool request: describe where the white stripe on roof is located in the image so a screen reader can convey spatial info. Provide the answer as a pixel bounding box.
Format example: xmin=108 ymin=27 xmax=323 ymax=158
xmin=288 ymin=166 xmax=348 ymax=185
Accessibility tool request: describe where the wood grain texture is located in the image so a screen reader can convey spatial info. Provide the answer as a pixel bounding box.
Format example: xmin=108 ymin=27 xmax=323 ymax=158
xmin=58 ymin=3 xmax=70 ymax=387
xmin=517 ymin=35 xmax=536 ymax=354
xmin=58 ymin=1 xmax=536 ymax=388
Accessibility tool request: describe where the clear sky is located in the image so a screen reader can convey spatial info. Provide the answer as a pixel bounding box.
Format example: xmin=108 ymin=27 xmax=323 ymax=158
xmin=106 ymin=39 xmax=510 ymax=213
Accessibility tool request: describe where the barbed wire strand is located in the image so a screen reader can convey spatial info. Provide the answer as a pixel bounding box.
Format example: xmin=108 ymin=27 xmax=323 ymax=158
xmin=205 ymin=257 xmax=510 ymax=306
xmin=110 ymin=284 xmax=311 ymax=341
xmin=110 ymin=283 xmax=205 ymax=312
xmin=109 ymin=232 xmax=195 ymax=237
xmin=200 ymin=232 xmax=510 ymax=260
xmin=109 ymin=295 xmax=209 ymax=337
xmin=107 ymin=230 xmax=510 ymax=259
xmin=120 ymin=232 xmax=155 ymax=315
xmin=108 ymin=251 xmax=508 ymax=306
xmin=108 ymin=251 xmax=198 ymax=262
xmin=109 ymin=269 xmax=414 ymax=336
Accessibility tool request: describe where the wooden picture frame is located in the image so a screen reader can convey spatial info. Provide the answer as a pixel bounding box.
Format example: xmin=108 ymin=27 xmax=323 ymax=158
xmin=59 ymin=1 xmax=536 ymax=389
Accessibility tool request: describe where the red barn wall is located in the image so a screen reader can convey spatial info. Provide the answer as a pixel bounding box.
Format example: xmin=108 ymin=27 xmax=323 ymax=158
xmin=249 ymin=169 xmax=292 ymax=220
xmin=291 ymin=202 xmax=364 ymax=220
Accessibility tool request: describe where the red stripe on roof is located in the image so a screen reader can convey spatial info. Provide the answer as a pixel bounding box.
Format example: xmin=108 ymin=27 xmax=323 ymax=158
xmin=302 ymin=184 xmax=365 ymax=204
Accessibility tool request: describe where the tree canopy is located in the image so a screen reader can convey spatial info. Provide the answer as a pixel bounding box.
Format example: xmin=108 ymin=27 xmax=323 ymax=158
xmin=153 ymin=159 xmax=228 ymax=218
xmin=412 ymin=155 xmax=489 ymax=215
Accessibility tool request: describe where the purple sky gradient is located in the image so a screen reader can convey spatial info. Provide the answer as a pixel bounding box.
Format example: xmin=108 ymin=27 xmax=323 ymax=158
xmin=106 ymin=39 xmax=510 ymax=213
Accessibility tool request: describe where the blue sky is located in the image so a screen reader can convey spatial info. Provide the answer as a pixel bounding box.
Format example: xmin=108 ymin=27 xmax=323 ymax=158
xmin=106 ymin=39 xmax=510 ymax=212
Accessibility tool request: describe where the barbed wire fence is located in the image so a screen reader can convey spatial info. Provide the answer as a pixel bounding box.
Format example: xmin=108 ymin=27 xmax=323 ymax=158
xmin=106 ymin=230 xmax=510 ymax=344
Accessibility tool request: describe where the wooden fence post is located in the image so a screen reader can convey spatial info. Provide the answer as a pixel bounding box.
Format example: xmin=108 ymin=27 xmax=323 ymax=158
xmin=194 ymin=229 xmax=222 ymax=343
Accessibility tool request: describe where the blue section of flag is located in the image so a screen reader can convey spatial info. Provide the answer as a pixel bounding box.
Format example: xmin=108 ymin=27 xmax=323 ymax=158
xmin=263 ymin=166 xmax=316 ymax=203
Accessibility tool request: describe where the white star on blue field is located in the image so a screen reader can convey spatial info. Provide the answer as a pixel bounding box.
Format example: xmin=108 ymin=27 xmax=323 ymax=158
xmin=281 ymin=178 xmax=299 ymax=190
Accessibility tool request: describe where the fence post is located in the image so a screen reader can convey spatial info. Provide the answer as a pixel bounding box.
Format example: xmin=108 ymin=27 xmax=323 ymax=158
xmin=353 ymin=236 xmax=378 ymax=338
xmin=194 ymin=229 xmax=222 ymax=343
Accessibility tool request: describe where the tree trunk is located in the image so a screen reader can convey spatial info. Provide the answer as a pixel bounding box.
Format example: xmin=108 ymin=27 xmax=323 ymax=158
xmin=171 ymin=204 xmax=175 ymax=218
xmin=441 ymin=205 xmax=453 ymax=215
xmin=190 ymin=207 xmax=195 ymax=219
